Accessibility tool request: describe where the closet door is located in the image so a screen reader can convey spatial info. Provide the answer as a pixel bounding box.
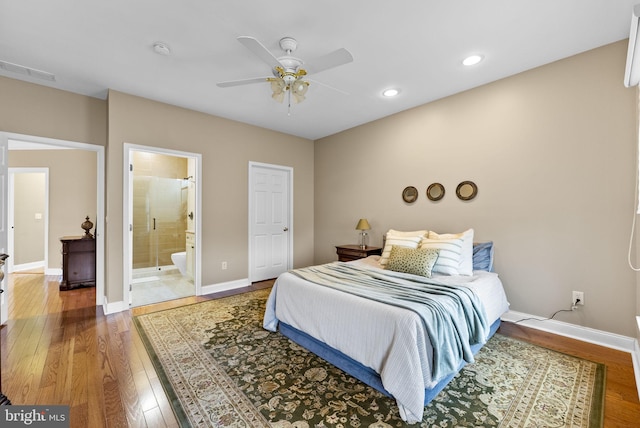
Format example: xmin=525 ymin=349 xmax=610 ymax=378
xmin=249 ymin=163 xmax=292 ymax=282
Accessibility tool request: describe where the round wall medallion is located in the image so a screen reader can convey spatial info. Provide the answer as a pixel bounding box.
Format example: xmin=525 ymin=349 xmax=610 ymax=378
xmin=456 ymin=181 xmax=478 ymax=201
xmin=402 ymin=186 xmax=419 ymax=203
xmin=426 ymin=183 xmax=445 ymax=201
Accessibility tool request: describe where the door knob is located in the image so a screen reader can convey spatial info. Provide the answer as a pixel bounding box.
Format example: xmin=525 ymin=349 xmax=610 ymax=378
xmin=283 ymin=227 xmax=289 ymax=232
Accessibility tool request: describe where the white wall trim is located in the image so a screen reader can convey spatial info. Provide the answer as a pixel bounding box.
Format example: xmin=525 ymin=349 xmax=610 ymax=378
xmin=102 ymin=297 xmax=128 ymax=315
xmin=45 ymin=267 xmax=61 ymax=276
xmin=633 ymin=338 xmax=640 ymax=401
xmin=200 ymin=278 xmax=250 ymax=296
xmin=635 ymin=316 xmax=640 ymax=400
xmin=103 ymin=278 xmax=251 ymax=315
xmin=502 ymin=310 xmax=636 ymax=352
xmin=12 ymin=260 xmax=45 ymax=272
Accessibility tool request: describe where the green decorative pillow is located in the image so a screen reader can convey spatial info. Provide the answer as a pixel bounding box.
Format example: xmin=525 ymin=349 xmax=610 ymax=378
xmin=385 ymin=245 xmax=440 ymax=277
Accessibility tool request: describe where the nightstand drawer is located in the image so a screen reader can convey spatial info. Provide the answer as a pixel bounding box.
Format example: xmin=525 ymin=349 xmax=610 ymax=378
xmin=335 ymin=245 xmax=382 ymax=262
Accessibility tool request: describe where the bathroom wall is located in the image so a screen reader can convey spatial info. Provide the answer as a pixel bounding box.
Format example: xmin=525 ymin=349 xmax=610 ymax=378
xmin=131 ymin=151 xmax=188 ymax=269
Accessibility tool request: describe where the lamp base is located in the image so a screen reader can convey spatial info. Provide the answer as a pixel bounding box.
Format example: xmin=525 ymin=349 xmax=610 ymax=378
xmin=359 ymin=231 xmax=368 ymax=249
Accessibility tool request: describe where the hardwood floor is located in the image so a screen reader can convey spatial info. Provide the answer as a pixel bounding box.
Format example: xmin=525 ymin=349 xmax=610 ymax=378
xmin=1 ymin=272 xmax=639 ymax=427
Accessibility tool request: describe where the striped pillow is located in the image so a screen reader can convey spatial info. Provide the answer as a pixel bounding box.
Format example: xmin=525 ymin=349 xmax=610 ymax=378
xmin=419 ymin=236 xmax=464 ymax=275
xmin=428 ymin=229 xmax=474 ymax=276
xmin=379 ymin=229 xmax=428 ymax=266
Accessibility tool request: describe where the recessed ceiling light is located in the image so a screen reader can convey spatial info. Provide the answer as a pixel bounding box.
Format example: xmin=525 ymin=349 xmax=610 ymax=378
xmin=153 ymin=42 xmax=172 ymax=56
xmin=382 ymin=88 xmax=400 ymax=97
xmin=462 ymin=55 xmax=483 ymax=66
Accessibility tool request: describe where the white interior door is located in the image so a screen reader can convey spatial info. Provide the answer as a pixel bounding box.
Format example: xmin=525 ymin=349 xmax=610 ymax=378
xmin=249 ymin=162 xmax=292 ymax=282
xmin=0 ymin=135 xmax=9 ymax=324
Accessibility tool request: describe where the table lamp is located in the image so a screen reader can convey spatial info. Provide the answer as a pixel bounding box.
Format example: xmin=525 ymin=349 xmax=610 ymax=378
xmin=355 ymin=218 xmax=370 ymax=249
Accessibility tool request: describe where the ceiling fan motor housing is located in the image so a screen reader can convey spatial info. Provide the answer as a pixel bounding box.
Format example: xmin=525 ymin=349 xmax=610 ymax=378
xmin=279 ymin=37 xmax=298 ymax=53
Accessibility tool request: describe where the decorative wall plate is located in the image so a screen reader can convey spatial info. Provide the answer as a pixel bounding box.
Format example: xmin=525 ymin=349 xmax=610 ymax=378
xmin=402 ymin=186 xmax=418 ymax=203
xmin=456 ymin=181 xmax=478 ymax=200
xmin=426 ymin=183 xmax=445 ymax=201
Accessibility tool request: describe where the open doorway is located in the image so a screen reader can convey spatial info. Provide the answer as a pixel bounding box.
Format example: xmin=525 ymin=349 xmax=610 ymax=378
xmin=8 ymin=168 xmax=48 ymax=274
xmin=124 ymin=144 xmax=201 ymax=307
xmin=0 ymin=131 xmax=105 ymax=323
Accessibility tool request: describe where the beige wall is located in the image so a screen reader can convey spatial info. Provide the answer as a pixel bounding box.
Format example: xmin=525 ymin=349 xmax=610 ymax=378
xmin=106 ymin=90 xmax=314 ymax=304
xmin=315 ymin=40 xmax=638 ymax=337
xmin=0 ymin=76 xmax=105 ymax=271
xmin=9 ymin=150 xmax=98 ymax=270
xmin=2 ymin=42 xmax=638 ymax=339
xmin=12 ymin=172 xmax=45 ymax=265
xmin=0 ymin=76 xmax=107 ymax=146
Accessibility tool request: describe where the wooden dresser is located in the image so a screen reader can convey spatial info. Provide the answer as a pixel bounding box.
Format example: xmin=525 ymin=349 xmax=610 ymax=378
xmin=60 ymin=236 xmax=96 ymax=290
xmin=335 ymin=244 xmax=382 ymax=262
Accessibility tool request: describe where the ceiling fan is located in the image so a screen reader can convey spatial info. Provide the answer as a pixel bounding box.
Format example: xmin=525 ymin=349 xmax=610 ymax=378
xmin=217 ymin=36 xmax=353 ymax=111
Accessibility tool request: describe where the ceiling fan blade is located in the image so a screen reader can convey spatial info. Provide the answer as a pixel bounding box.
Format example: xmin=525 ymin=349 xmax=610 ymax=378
xmin=237 ymin=36 xmax=283 ymax=70
xmin=304 ymin=48 xmax=353 ymax=74
xmin=216 ymin=76 xmax=270 ymax=88
xmin=307 ymin=78 xmax=350 ymax=95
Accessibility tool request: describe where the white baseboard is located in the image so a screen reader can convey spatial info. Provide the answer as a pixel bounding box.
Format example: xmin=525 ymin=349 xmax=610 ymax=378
xmin=503 ymin=310 xmax=640 ymax=401
xmin=502 ymin=310 xmax=636 ymax=352
xmin=102 ymin=297 xmax=127 ymax=315
xmin=102 ymin=278 xmax=252 ymax=315
xmin=200 ymin=278 xmax=250 ymax=296
xmin=45 ymin=267 xmax=62 ymax=276
xmin=634 ymin=339 xmax=640 ymax=401
xmin=635 ymin=317 xmax=640 ymax=400
xmin=11 ymin=260 xmax=44 ymax=273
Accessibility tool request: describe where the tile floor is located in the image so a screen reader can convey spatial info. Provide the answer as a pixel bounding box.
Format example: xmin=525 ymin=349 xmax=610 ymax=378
xmin=131 ymin=267 xmax=195 ymax=307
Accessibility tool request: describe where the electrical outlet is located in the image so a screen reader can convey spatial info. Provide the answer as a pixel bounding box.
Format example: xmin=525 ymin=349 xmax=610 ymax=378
xmin=572 ymin=291 xmax=584 ymax=306
xmin=222 ymin=261 xmax=227 ymax=270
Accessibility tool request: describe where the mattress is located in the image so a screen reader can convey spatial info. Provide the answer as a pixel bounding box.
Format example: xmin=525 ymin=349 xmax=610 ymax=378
xmin=263 ymin=256 xmax=510 ymax=423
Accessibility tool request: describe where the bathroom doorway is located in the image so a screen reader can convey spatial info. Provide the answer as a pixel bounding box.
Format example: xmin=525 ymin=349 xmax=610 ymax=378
xmin=125 ymin=145 xmax=201 ymax=307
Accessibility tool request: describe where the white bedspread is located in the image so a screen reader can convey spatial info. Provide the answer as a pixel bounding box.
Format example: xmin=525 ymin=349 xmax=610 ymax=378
xmin=263 ymin=256 xmax=510 ymax=423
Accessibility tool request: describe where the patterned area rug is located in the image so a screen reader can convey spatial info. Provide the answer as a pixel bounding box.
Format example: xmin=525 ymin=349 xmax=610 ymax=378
xmin=134 ymin=289 xmax=605 ymax=427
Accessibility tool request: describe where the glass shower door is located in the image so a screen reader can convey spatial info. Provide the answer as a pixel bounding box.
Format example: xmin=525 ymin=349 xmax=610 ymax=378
xmin=132 ymin=176 xmax=186 ymax=274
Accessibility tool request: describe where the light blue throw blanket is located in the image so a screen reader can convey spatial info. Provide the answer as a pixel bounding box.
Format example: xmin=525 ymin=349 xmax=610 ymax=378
xmin=290 ymin=262 xmax=489 ymax=382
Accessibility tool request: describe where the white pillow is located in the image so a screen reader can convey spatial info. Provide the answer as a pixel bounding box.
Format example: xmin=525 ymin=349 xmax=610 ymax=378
xmin=427 ymin=229 xmax=474 ymax=276
xmin=420 ymin=236 xmax=464 ymax=275
xmin=380 ymin=229 xmax=428 ymax=266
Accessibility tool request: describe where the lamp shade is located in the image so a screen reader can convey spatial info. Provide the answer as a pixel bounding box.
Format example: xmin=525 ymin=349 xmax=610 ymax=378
xmin=355 ymin=218 xmax=370 ymax=231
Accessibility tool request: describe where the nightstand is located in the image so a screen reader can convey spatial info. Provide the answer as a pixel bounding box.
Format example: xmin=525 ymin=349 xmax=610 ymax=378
xmin=335 ymin=245 xmax=382 ymax=262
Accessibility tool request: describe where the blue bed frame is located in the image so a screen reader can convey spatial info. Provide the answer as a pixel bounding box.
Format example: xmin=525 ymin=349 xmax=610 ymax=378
xmin=279 ymin=318 xmax=501 ymax=405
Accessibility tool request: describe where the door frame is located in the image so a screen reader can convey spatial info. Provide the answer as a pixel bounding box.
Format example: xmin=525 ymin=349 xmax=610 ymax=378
xmin=8 ymin=168 xmax=49 ymax=273
xmin=123 ymin=143 xmax=202 ymax=307
xmin=248 ymin=161 xmax=293 ymax=282
xmin=0 ymin=131 xmax=105 ymax=318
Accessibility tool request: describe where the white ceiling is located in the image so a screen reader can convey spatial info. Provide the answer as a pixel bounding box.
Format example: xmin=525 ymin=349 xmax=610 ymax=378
xmin=0 ymin=1 xmax=637 ymax=140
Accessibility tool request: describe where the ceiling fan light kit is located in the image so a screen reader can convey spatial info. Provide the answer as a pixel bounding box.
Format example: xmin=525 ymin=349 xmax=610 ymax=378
xmin=217 ymin=36 xmax=353 ymax=114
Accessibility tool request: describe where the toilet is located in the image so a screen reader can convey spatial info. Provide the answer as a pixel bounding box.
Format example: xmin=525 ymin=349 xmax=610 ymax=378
xmin=171 ymin=251 xmax=187 ymax=276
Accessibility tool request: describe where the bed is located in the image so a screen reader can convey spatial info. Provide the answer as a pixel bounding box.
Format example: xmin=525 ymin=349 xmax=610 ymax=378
xmin=263 ymin=229 xmax=509 ymax=423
